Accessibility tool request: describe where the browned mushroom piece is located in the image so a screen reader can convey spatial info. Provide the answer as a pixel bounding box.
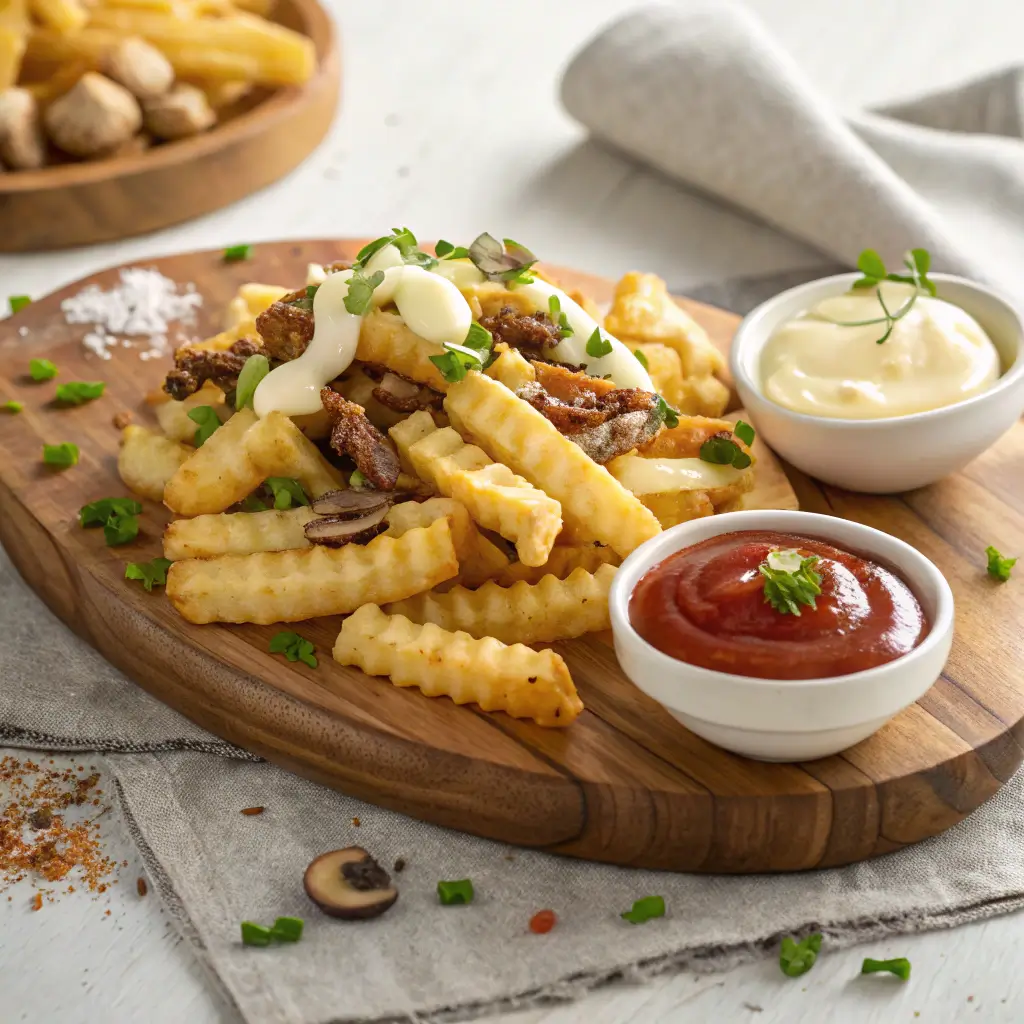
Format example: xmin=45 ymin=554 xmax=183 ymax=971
xmin=310 ymin=488 xmax=393 ymax=518
xmin=303 ymin=847 xmax=398 ymax=920
xmin=303 ymin=506 xmax=389 ymax=547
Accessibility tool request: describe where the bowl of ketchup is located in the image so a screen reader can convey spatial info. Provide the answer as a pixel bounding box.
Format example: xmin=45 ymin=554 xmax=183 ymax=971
xmin=610 ymin=510 xmax=954 ymax=762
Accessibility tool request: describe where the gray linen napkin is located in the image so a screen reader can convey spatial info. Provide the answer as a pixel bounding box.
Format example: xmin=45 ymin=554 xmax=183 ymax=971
xmin=8 ymin=6 xmax=1024 ymax=1022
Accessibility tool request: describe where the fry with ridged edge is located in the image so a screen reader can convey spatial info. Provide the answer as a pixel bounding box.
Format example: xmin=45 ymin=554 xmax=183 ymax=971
xmin=485 ymin=343 xmax=535 ymax=392
xmin=492 ymin=544 xmax=620 ymax=587
xmin=333 ymin=604 xmax=582 ymax=727
xmin=118 ymin=425 xmax=190 ymax=502
xmin=167 ymin=517 xmax=458 ymax=624
xmin=152 ymin=381 xmax=227 ymax=443
xmin=164 ymin=408 xmax=262 ymax=516
xmin=242 ymin=410 xmax=342 ymax=499
xmin=443 ymin=372 xmax=660 ymax=558
xmin=163 ymin=506 xmax=315 ymax=560
xmin=385 ymin=564 xmax=616 ymax=645
xmin=356 ymin=309 xmax=449 ymax=392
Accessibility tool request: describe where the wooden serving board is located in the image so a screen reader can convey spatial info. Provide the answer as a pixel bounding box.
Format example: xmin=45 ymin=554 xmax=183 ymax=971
xmin=0 ymin=0 xmax=338 ymax=252
xmin=1 ymin=240 xmax=1022 ymax=874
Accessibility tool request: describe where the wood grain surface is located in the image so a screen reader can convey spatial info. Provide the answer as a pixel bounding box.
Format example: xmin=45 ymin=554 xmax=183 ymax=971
xmin=0 ymin=239 xmax=1019 ymax=874
xmin=0 ymin=0 xmax=338 ymax=253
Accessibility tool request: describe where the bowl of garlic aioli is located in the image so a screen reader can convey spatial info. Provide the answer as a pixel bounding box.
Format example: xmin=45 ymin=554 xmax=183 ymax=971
xmin=730 ymin=272 xmax=1024 ymax=492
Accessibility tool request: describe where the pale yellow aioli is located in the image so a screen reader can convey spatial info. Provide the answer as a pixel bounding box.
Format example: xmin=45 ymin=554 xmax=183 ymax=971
xmin=760 ymin=281 xmax=1001 ymax=419
xmin=255 ymin=242 xmax=653 ymax=417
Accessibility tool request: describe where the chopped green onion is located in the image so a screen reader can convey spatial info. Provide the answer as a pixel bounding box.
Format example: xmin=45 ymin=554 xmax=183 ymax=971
xmin=235 ymin=354 xmax=271 ymax=410
xmin=655 ymin=395 xmax=679 ymax=429
xmin=270 ymin=916 xmax=304 ymax=942
xmin=187 ymin=406 xmax=221 ymax=447
xmin=861 ymin=957 xmax=910 ymax=981
xmin=2 ymin=400 xmax=22 ymax=413
xmin=463 ymin=322 xmax=492 ymax=351
xmin=79 ymin=497 xmax=142 ymax=528
xmin=779 ymin=933 xmax=822 ymax=977
xmin=240 ymin=921 xmax=273 ymax=946
xmin=55 ymin=381 xmax=105 ymax=405
xmin=985 ymin=545 xmax=1016 ymax=582
xmin=42 ymin=442 xmax=78 ymax=468
xmin=223 ymin=244 xmax=253 ymax=263
xmin=265 ymin=477 xmax=308 ymax=510
xmin=9 ymin=295 xmax=30 ymax=314
xmin=348 ymin=469 xmax=369 ymax=489
xmin=633 ymin=349 xmax=649 ymax=370
xmin=29 ymin=359 xmax=57 ymax=381
xmin=760 ymin=549 xmax=822 ymax=616
xmin=269 ymin=630 xmax=317 ymax=669
xmin=437 ymin=879 xmax=474 ymax=905
xmin=584 ymin=327 xmax=612 ymax=358
xmin=620 ymin=895 xmax=665 ymax=925
xmin=125 ymin=557 xmax=173 ymax=592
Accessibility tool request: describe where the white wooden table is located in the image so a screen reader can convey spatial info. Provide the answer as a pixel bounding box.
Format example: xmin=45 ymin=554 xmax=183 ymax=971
xmin=3 ymin=1 xmax=1024 ymax=1021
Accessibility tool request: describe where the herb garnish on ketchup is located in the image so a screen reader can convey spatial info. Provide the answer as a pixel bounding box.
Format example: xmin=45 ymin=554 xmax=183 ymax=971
xmin=629 ymin=530 xmax=928 ymax=680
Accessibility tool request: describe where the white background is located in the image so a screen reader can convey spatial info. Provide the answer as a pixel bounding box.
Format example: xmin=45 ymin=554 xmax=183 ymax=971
xmin=3 ymin=1 xmax=1024 ymax=1021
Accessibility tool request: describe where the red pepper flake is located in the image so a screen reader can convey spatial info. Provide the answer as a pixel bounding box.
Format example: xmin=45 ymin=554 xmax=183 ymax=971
xmin=240 ymin=807 xmax=265 ymax=816
xmin=529 ymin=909 xmax=557 ymax=934
xmin=30 ymin=892 xmax=42 ymax=911
xmin=104 ymin=909 xmax=111 ymax=916
xmin=137 ymin=877 xmax=148 ymax=897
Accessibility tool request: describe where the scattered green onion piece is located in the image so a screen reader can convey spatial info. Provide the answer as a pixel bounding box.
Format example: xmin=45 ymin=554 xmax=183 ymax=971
xmin=779 ymin=933 xmax=822 ymax=977
xmin=125 ymin=557 xmax=173 ymax=592
xmin=9 ymin=295 xmax=30 ymax=314
xmin=270 ymin=916 xmax=304 ymax=942
xmin=265 ymin=477 xmax=308 ymax=510
xmin=240 ymin=921 xmax=273 ymax=947
xmin=584 ymin=327 xmax=612 ymax=358
xmin=235 ymin=354 xmax=271 ymax=410
xmin=760 ymin=549 xmax=822 ymax=616
xmin=463 ymin=322 xmax=492 ymax=351
xmin=620 ymin=895 xmax=665 ymax=925
xmin=348 ymin=469 xmax=369 ymax=489
xmin=2 ymin=400 xmax=22 ymax=413
xmin=29 ymin=358 xmax=57 ymax=381
xmin=223 ymin=244 xmax=253 ymax=263
xmin=633 ymin=349 xmax=649 ymax=370
xmin=269 ymin=630 xmax=318 ymax=669
xmin=655 ymin=395 xmax=679 ymax=429
xmin=861 ymin=957 xmax=910 ymax=981
xmin=985 ymin=545 xmax=1016 ymax=582
xmin=187 ymin=406 xmax=221 ymax=447
xmin=79 ymin=497 xmax=142 ymax=528
xmin=437 ymin=879 xmax=474 ymax=905
xmin=55 ymin=381 xmax=105 ymax=405
xmin=42 ymin=442 xmax=78 ymax=468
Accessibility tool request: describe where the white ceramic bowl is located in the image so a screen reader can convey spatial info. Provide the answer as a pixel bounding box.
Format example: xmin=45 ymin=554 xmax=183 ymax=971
xmin=609 ymin=509 xmax=954 ymax=762
xmin=730 ymin=273 xmax=1024 ymax=493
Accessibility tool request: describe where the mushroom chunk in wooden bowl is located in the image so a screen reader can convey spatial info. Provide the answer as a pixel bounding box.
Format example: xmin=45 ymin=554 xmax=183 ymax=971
xmin=0 ymin=0 xmax=338 ymax=251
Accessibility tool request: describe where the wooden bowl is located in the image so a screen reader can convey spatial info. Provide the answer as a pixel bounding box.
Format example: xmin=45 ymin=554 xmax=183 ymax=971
xmin=0 ymin=0 xmax=339 ymax=252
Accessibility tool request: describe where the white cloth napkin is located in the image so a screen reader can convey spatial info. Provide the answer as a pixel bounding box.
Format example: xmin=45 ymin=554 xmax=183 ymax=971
xmin=561 ymin=1 xmax=1024 ymax=298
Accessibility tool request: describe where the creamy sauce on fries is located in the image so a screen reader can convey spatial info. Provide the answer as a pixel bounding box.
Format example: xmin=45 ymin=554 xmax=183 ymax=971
xmin=256 ymin=245 xmax=653 ymax=417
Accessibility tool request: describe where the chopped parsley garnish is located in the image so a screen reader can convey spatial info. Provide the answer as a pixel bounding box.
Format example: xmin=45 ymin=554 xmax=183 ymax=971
xmin=467 ymin=232 xmax=536 ymax=285
xmin=42 ymin=442 xmax=78 ymax=468
xmin=348 ymin=469 xmax=369 ymax=489
xmin=187 ymin=405 xmax=221 ymax=447
xmin=437 ymin=879 xmax=474 ymax=905
xmin=464 ymin=322 xmax=493 ymax=352
xmin=235 ymin=354 xmax=271 ymax=410
xmin=223 ymin=244 xmax=253 ymax=262
xmin=125 ymin=557 xmax=173 ymax=591
xmin=9 ymin=295 xmax=30 ymax=314
xmin=547 ymin=295 xmax=573 ymax=338
xmin=828 ymin=248 xmax=935 ymax=344
xmin=2 ymin=400 xmax=22 ymax=413
xmin=80 ymin=498 xmax=143 ymax=547
xmin=760 ymin=549 xmax=822 ymax=616
xmin=435 ymin=239 xmax=470 ymax=260
xmin=430 ymin=342 xmax=486 ymax=383
xmin=985 ymin=545 xmax=1016 ymax=582
xmin=655 ymin=395 xmax=679 ymax=429
xmin=29 ymin=358 xmax=57 ymax=381
xmin=584 ymin=327 xmax=612 ymax=358
xmin=354 ymin=227 xmax=438 ymax=272
xmin=733 ymin=419 xmax=756 ymax=446
xmin=699 ymin=432 xmax=752 ymax=469
xmin=633 ymin=348 xmax=649 ymax=370
xmin=620 ymin=895 xmax=665 ymax=925
xmin=270 ymin=916 xmax=304 ymax=942
xmin=240 ymin=921 xmax=273 ymax=947
xmin=861 ymin=957 xmax=910 ymax=981
xmin=779 ymin=933 xmax=822 ymax=977
xmin=55 ymin=381 xmax=105 ymax=405
xmin=344 ymin=268 xmax=386 ymax=316
xmin=269 ymin=630 xmax=318 ymax=668
xmin=265 ymin=477 xmax=309 ymax=510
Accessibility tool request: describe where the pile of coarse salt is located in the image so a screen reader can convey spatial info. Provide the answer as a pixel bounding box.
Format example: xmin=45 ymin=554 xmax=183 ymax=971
xmin=61 ymin=267 xmax=203 ymax=362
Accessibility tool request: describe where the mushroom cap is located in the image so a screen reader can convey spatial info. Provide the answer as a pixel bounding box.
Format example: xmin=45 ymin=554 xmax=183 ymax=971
xmin=303 ymin=847 xmax=398 ymax=920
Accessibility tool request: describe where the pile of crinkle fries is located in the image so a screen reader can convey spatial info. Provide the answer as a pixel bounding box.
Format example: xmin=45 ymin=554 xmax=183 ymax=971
xmin=120 ymin=241 xmax=755 ymax=729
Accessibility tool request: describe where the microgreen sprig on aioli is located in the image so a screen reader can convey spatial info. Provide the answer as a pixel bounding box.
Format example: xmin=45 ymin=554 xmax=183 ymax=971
xmin=760 ymin=548 xmax=822 ymax=616
xmin=825 ymin=248 xmax=935 ymax=344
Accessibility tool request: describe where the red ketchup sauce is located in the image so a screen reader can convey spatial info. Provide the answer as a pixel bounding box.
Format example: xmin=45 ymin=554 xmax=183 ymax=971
xmin=629 ymin=530 xmax=928 ymax=680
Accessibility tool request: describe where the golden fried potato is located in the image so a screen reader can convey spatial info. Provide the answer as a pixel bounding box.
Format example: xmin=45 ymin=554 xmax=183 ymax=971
xmin=167 ymin=517 xmax=458 ymax=624
xmin=242 ymin=411 xmax=343 ymax=499
xmin=484 ymin=343 xmax=535 ymax=392
xmin=492 ymin=544 xmax=620 ymax=587
xmin=163 ymin=408 xmax=262 ymax=516
xmin=636 ymin=416 xmax=736 ymax=458
xmin=444 ymin=372 xmax=660 ymax=558
xmin=634 ymin=343 xmax=685 ymax=410
xmin=334 ymin=366 xmax=409 ymax=431
xmin=223 ymin=282 xmax=288 ymax=331
xmin=356 ymin=309 xmax=449 ymax=392
xmin=118 ymin=425 xmax=190 ymax=502
xmin=390 ymin=413 xmax=562 ymax=567
xmin=152 ymin=381 xmax=227 ymax=444
xmin=333 ymin=604 xmax=582 ymax=727
xmin=179 ymin=320 xmax=256 ymax=353
xmin=162 ymin=506 xmax=315 ymax=560
xmin=385 ymin=564 xmax=615 ymax=645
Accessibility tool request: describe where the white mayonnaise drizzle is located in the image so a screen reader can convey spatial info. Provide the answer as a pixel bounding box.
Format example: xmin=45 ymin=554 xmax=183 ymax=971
xmin=256 ymin=245 xmax=653 ymax=417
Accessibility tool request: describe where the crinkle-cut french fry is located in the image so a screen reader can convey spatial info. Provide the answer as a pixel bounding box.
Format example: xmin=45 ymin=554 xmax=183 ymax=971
xmin=117 ymin=425 xmax=191 ymax=502
xmin=242 ymin=411 xmax=343 ymax=499
xmin=393 ymin=416 xmax=562 ymax=567
xmin=152 ymin=381 xmax=227 ymax=443
xmin=385 ymin=564 xmax=615 ymax=646
xmin=388 ymin=409 xmax=438 ymax=477
xmin=335 ymin=366 xmax=408 ymax=431
xmin=30 ymin=0 xmax=86 ymax=34
xmin=492 ymin=544 xmax=620 ymax=588
xmin=164 ymin=408 xmax=262 ymax=515
xmin=444 ymin=372 xmax=660 ymax=559
xmin=162 ymin=506 xmax=315 ymax=560
xmin=356 ymin=309 xmax=449 ymax=392
xmin=333 ymin=604 xmax=582 ymax=728
xmin=167 ymin=518 xmax=458 ymax=624
xmin=485 ymin=343 xmax=535 ymax=392
xmin=223 ymin=282 xmax=288 ymax=330
xmin=384 ymin=496 xmax=510 ymax=589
